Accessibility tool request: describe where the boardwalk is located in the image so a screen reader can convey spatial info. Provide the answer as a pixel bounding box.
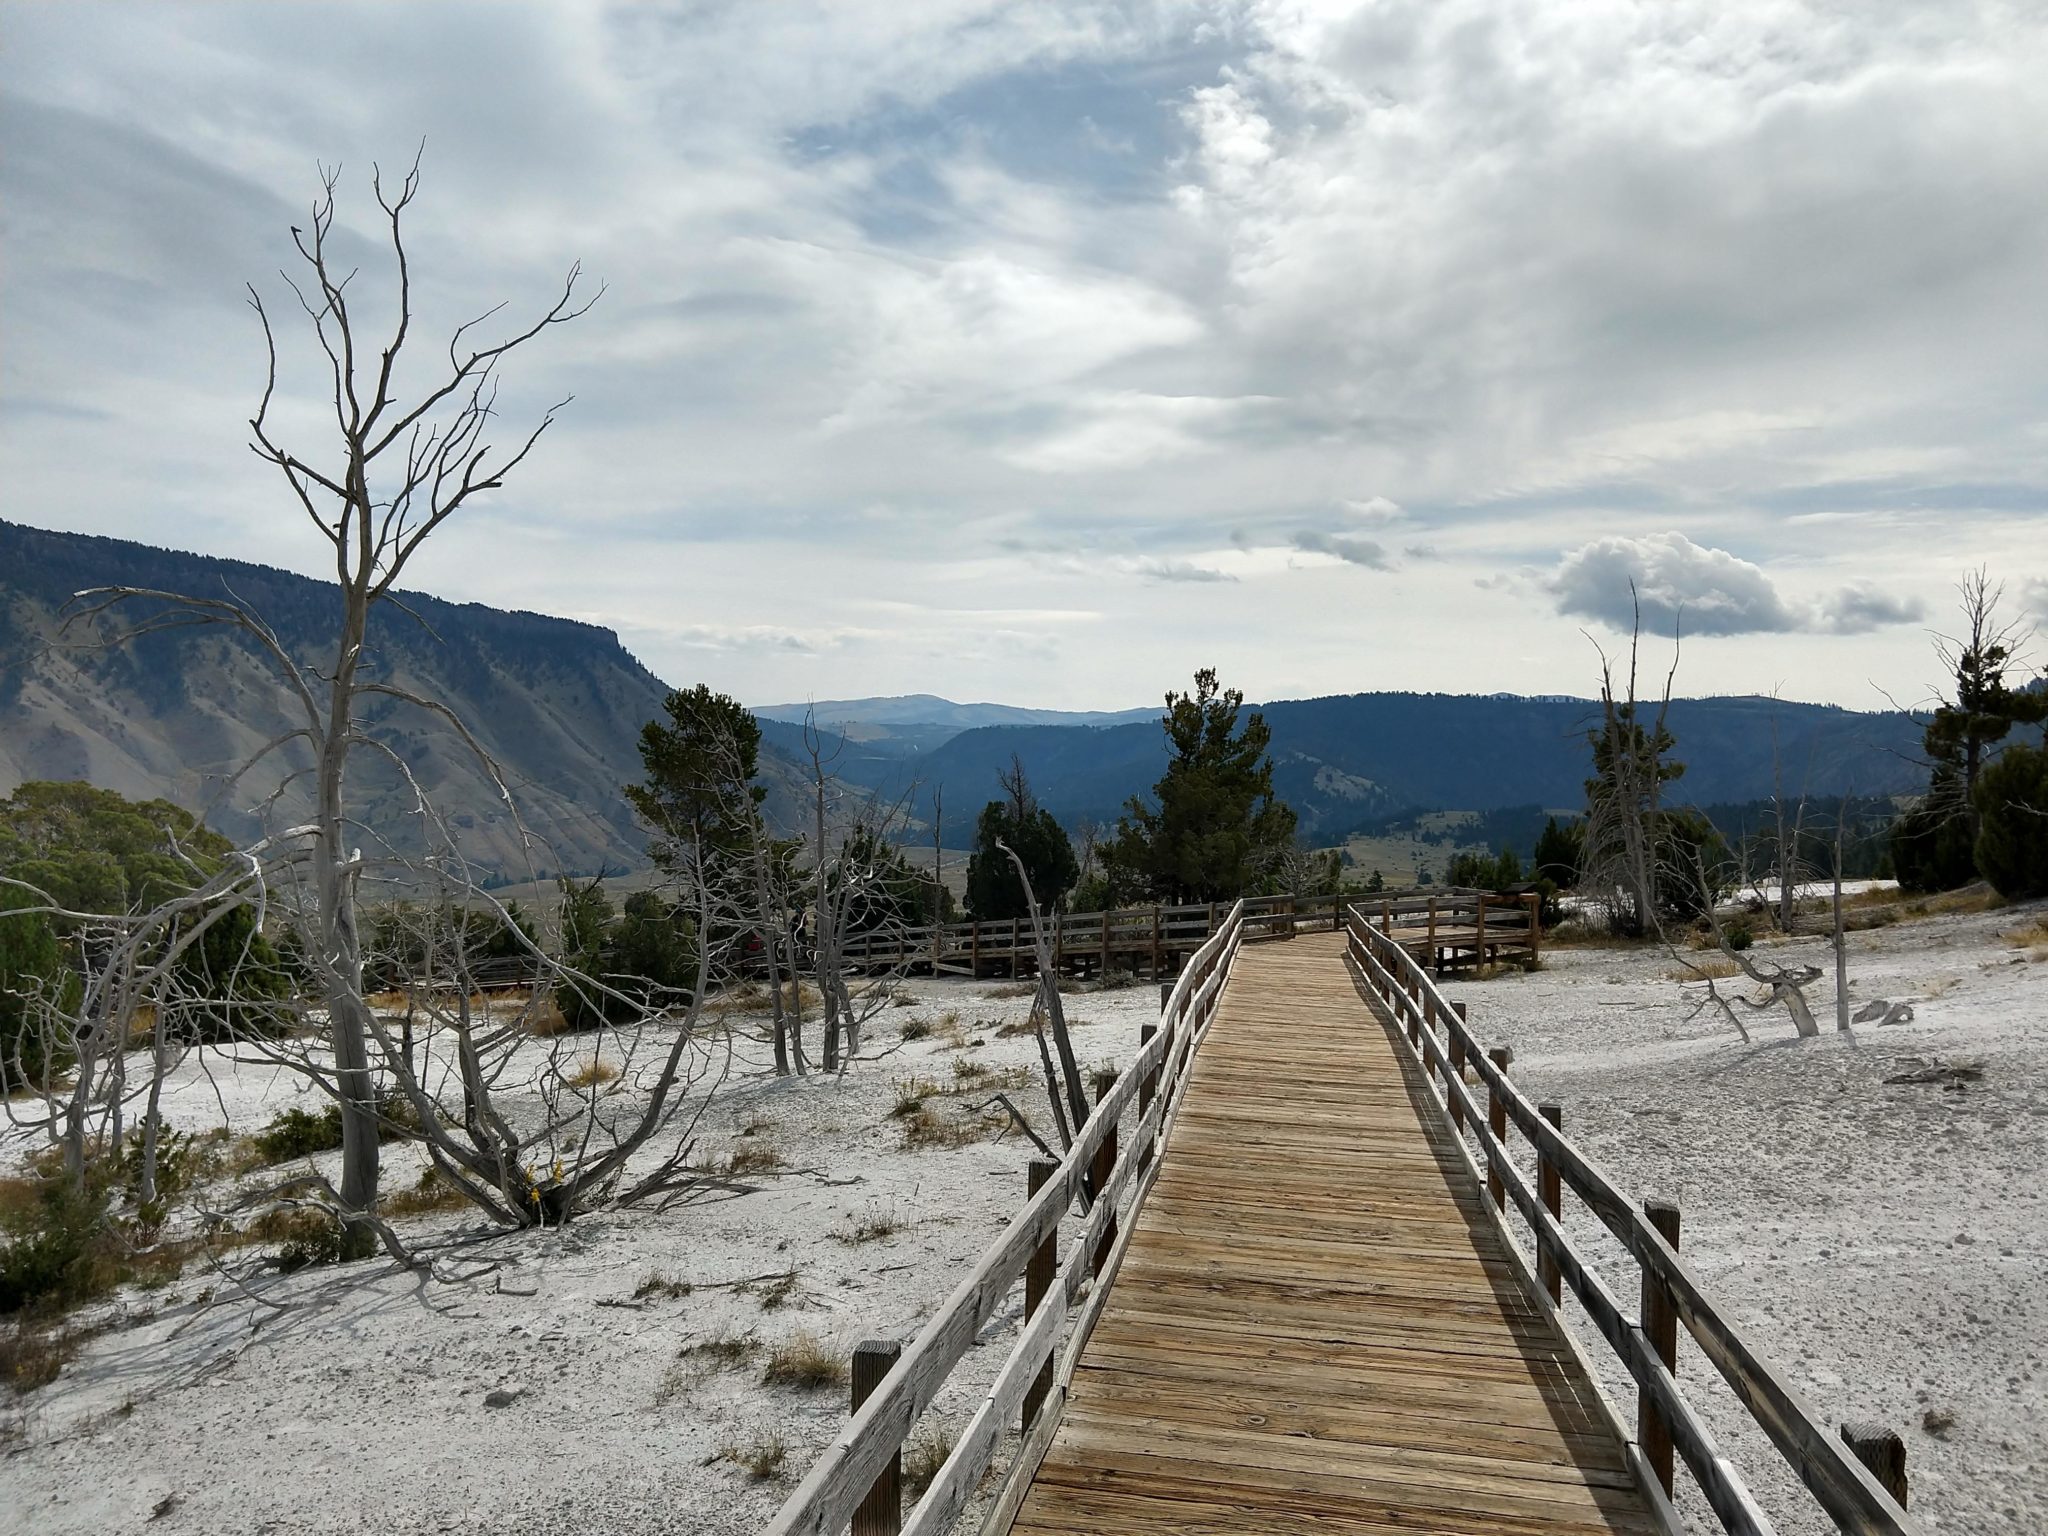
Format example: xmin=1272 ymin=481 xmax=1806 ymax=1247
xmin=1008 ymin=933 xmax=1657 ymax=1536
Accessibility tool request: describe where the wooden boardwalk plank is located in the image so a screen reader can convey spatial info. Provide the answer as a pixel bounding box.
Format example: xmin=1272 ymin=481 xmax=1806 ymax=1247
xmin=1008 ymin=933 xmax=1654 ymax=1536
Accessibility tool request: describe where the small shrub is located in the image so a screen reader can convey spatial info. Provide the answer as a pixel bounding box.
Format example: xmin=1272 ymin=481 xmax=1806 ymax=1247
xmin=268 ymin=1210 xmax=348 ymax=1274
xmin=761 ymin=1329 xmax=845 ymax=1389
xmin=1 ymin=1318 xmax=80 ymax=1394
xmin=891 ymin=990 xmax=918 ymax=1008
xmin=1722 ymin=918 xmax=1754 ymax=952
xmin=250 ymin=1104 xmax=345 ymax=1163
xmin=898 ymin=1016 xmax=935 ymax=1042
xmin=0 ymin=1180 xmax=120 ymax=1316
xmin=737 ymin=1116 xmax=777 ymax=1138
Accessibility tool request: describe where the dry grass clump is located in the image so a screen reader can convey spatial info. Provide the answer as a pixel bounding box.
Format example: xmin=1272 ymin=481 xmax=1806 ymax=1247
xmin=899 ymin=1015 xmax=936 ymax=1042
xmin=525 ymin=996 xmax=575 ymax=1037
xmin=2004 ymin=914 xmax=2048 ymax=959
xmin=993 ymin=1016 xmax=1037 ymax=1039
xmin=761 ymin=1328 xmax=845 ymax=1389
xmin=379 ymin=1166 xmax=469 ymax=1218
xmin=832 ymin=1204 xmax=907 ymax=1245
xmin=565 ymin=1056 xmax=618 ymax=1097
xmin=635 ymin=1270 xmax=694 ymax=1301
xmin=1666 ymin=958 xmax=1743 ymax=982
xmin=950 ymin=1059 xmax=1027 ymax=1092
xmin=655 ymin=1328 xmax=762 ymax=1404
xmin=565 ymin=1056 xmax=620 ymax=1090
xmin=987 ymin=982 xmax=1038 ymax=999
xmin=748 ymin=1270 xmax=801 ymax=1311
xmin=890 ymin=1070 xmax=1016 ymax=1147
xmin=737 ymin=1115 xmax=777 ymax=1138
xmin=717 ymin=1427 xmax=790 ymax=1481
xmin=904 ymin=1424 xmax=956 ymax=1496
xmin=725 ymin=1141 xmax=788 ymax=1176
xmin=896 ymin=1102 xmax=1007 ymax=1150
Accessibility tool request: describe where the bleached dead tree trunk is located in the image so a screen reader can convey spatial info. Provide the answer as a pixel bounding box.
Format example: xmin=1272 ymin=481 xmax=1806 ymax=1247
xmin=1581 ymin=594 xmax=1681 ymax=938
xmin=998 ymin=838 xmax=1088 ymax=1154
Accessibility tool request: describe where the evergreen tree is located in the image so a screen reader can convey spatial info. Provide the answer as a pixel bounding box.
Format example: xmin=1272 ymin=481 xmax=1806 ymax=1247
xmin=1103 ymin=669 xmax=1298 ymax=904
xmin=1532 ymin=816 xmax=1584 ymax=888
xmin=0 ymin=886 xmax=77 ymax=1085
xmin=964 ymin=757 xmax=1078 ymax=920
xmin=1974 ymin=743 xmax=2048 ymax=900
xmin=1894 ymin=571 xmax=2046 ymax=890
xmin=626 ymin=685 xmax=765 ymax=893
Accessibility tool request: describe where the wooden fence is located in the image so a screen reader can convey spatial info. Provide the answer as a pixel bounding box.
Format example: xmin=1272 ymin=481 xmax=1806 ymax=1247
xmin=844 ymin=886 xmax=1538 ymax=979
xmin=1346 ymin=907 xmax=1921 ymax=1536
xmin=763 ymin=901 xmax=1252 ymax=1536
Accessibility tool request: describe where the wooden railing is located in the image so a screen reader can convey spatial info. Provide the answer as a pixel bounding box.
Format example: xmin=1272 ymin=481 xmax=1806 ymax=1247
xmin=1345 ymin=907 xmax=1921 ymax=1536
xmin=843 ymin=886 xmax=1535 ymax=977
xmin=764 ymin=901 xmax=1251 ymax=1536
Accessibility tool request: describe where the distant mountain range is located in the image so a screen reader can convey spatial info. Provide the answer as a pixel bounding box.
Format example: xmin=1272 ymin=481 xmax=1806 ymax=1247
xmin=764 ymin=691 xmax=1926 ymax=838
xmin=2 ymin=521 xmax=1930 ymax=874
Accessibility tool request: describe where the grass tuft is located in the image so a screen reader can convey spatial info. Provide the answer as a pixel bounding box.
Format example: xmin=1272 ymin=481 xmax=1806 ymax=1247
xmin=904 ymin=1424 xmax=955 ymax=1496
xmin=717 ymin=1427 xmax=790 ymax=1481
xmin=762 ymin=1328 xmax=845 ymax=1389
xmin=635 ymin=1270 xmax=694 ymax=1301
xmin=565 ymin=1055 xmax=620 ymax=1090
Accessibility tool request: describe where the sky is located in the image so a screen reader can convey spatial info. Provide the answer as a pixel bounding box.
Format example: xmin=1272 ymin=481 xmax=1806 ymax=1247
xmin=4 ymin=1 xmax=2046 ymax=714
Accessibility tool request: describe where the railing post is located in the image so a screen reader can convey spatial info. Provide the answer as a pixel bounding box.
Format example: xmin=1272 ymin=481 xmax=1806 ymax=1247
xmin=1526 ymin=890 xmax=1543 ymax=967
xmin=1537 ymin=1103 xmax=1563 ymax=1303
xmin=1639 ymin=1198 xmax=1682 ymax=1496
xmin=1839 ymin=1421 xmax=1909 ymax=1509
xmin=1448 ymin=1003 xmax=1468 ymax=1129
xmin=852 ymin=1340 xmax=903 ymax=1536
xmin=1136 ymin=1024 xmax=1161 ymax=1181
xmin=1426 ymin=895 xmax=1438 ymax=971
xmin=1486 ymin=1047 xmax=1512 ymax=1210
xmin=1023 ymin=1160 xmax=1057 ymax=1429
xmin=1474 ymin=891 xmax=1489 ymax=967
xmin=1151 ymin=904 xmax=1163 ymax=975
xmin=1091 ymin=1073 xmax=1120 ymax=1274
xmin=1417 ymin=985 xmax=1432 ymax=1047
xmin=970 ymin=920 xmax=980 ymax=978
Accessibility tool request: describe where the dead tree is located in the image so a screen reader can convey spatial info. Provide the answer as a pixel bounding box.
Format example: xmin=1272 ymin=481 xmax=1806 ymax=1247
xmin=797 ymin=712 xmax=921 ymax=1072
xmin=998 ymin=838 xmax=1089 ymax=1152
xmin=1581 ymin=595 xmax=1684 ymax=938
xmin=45 ymin=154 xmax=616 ymax=1254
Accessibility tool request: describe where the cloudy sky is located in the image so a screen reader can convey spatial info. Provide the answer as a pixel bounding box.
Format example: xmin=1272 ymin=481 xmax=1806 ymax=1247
xmin=4 ymin=2 xmax=2046 ymax=712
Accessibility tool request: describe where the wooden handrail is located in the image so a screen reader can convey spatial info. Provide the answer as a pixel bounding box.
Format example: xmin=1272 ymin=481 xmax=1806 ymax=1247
xmin=837 ymin=886 xmax=1530 ymax=974
xmin=1344 ymin=906 xmax=1921 ymax=1536
xmin=765 ymin=901 xmax=1251 ymax=1536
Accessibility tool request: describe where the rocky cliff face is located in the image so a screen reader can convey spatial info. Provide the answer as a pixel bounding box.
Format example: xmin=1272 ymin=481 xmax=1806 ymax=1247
xmin=0 ymin=520 xmax=671 ymax=878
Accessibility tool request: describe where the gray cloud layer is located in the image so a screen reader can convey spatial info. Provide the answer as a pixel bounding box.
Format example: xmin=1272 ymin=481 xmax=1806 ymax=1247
xmin=2 ymin=2 xmax=2043 ymax=707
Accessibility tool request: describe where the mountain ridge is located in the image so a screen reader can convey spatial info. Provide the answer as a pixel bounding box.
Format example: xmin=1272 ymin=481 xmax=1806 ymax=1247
xmin=3 ymin=521 xmax=1931 ymax=871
